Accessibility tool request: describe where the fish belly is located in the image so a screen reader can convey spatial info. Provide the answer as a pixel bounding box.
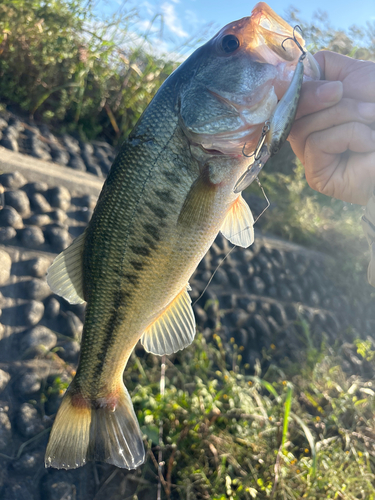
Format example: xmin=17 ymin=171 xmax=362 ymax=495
xmin=75 ymin=120 xmax=232 ymax=397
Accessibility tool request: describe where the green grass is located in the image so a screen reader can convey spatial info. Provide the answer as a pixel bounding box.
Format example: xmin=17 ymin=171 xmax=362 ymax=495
xmin=19 ymin=326 xmax=375 ymax=499
xmin=90 ymin=331 xmax=375 ymax=500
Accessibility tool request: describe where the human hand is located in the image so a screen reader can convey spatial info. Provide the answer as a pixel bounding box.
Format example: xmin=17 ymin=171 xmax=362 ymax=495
xmin=288 ymin=51 xmax=375 ymax=205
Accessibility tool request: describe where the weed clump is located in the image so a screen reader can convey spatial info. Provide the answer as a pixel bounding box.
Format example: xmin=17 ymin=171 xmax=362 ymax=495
xmin=114 ymin=334 xmax=375 ymax=499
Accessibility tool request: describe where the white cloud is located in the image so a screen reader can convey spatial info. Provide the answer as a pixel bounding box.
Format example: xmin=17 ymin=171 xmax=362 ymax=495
xmin=142 ymin=1 xmax=156 ymax=16
xmin=161 ymin=2 xmax=188 ymax=38
xmin=138 ymin=19 xmax=160 ymax=33
xmin=184 ymin=9 xmax=202 ymax=28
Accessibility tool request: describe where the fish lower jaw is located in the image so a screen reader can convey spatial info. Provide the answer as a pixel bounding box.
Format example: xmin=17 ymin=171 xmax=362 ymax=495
xmin=198 ymin=125 xmax=264 ymax=157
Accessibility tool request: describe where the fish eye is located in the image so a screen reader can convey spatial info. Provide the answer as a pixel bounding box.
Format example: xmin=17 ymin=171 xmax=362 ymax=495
xmin=221 ymin=34 xmax=240 ymax=53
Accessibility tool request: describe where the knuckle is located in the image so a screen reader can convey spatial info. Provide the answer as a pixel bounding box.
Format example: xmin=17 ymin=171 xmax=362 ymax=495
xmin=306 ymin=131 xmax=320 ymax=150
xmin=306 ymin=173 xmax=327 ymax=195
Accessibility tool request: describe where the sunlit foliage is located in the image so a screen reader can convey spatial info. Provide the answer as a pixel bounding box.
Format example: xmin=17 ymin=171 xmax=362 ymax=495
xmin=0 ymin=0 xmax=177 ymax=143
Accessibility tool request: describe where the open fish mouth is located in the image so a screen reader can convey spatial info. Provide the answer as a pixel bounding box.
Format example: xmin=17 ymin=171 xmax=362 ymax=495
xmin=181 ymin=2 xmax=321 ymax=157
xmin=247 ymin=3 xmax=310 ymax=64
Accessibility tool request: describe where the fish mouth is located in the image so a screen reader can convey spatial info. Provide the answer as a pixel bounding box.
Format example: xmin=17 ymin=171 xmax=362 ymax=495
xmin=244 ymin=2 xmax=321 ymax=79
xmin=248 ymin=2 xmax=306 ymax=63
xmin=195 ymin=125 xmax=265 ymax=158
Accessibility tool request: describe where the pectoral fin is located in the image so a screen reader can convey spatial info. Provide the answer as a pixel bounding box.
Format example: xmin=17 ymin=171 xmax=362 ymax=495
xmin=47 ymin=231 xmax=86 ymax=304
xmin=141 ymin=285 xmax=196 ymax=355
xmin=220 ymin=195 xmax=254 ymax=248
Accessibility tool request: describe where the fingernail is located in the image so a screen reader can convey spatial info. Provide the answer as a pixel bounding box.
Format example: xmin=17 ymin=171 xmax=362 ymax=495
xmin=316 ymin=81 xmax=343 ymax=104
xmin=358 ymin=102 xmax=375 ymax=120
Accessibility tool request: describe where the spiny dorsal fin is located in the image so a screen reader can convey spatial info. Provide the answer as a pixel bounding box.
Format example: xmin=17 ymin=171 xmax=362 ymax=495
xmin=47 ymin=231 xmax=86 ymax=304
xmin=220 ymin=194 xmax=254 ymax=248
xmin=141 ymin=285 xmax=196 ymax=355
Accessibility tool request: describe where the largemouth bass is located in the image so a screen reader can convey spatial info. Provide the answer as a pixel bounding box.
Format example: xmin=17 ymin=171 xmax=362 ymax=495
xmin=45 ymin=2 xmax=320 ymax=470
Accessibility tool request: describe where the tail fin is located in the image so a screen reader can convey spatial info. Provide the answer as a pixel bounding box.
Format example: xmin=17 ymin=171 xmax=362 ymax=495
xmin=45 ymin=382 xmax=145 ymax=470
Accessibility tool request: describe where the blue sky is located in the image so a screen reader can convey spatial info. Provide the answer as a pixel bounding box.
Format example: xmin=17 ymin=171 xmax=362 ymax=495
xmin=141 ymin=0 xmax=373 ymax=35
xmin=98 ymin=0 xmax=374 ymax=55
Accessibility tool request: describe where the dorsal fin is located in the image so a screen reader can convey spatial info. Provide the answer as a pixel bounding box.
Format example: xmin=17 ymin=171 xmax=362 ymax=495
xmin=220 ymin=194 xmax=254 ymax=248
xmin=47 ymin=231 xmax=86 ymax=304
xmin=141 ymin=285 xmax=196 ymax=355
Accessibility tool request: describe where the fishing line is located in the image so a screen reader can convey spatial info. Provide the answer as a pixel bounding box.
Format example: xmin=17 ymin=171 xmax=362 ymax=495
xmin=254 ymin=178 xmax=270 ymax=224
xmin=192 ymin=178 xmax=270 ymax=307
xmin=192 ymin=245 xmax=238 ymax=307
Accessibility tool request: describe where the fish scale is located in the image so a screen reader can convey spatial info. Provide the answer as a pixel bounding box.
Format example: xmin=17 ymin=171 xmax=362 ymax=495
xmin=77 ymin=85 xmax=199 ymax=395
xmin=44 ymin=2 xmax=320 ymax=470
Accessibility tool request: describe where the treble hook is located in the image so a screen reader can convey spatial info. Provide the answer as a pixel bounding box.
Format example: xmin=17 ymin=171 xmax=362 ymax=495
xmin=281 ymin=25 xmax=306 ymax=58
xmin=242 ymin=122 xmax=270 ymax=160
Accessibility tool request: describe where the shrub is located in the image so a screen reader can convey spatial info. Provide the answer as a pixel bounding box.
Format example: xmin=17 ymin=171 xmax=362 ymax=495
xmin=0 ymin=0 xmax=177 ymax=142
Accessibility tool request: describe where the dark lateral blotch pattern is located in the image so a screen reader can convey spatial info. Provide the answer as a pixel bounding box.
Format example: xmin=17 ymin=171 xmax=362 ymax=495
xmin=145 ymin=201 xmax=167 ymax=220
xmin=154 ymin=189 xmax=175 ymax=204
xmin=143 ymin=223 xmax=161 ymax=241
xmin=130 ymin=245 xmax=151 ymax=257
xmin=130 ymin=260 xmax=143 ymax=271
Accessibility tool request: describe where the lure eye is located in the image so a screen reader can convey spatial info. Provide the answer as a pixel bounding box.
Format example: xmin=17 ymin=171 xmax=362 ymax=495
xmin=221 ymin=34 xmax=240 ymax=53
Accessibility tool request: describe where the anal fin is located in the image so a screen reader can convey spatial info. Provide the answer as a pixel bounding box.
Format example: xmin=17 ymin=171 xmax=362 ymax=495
xmin=141 ymin=285 xmax=196 ymax=356
xmin=47 ymin=231 xmax=86 ymax=304
xmin=220 ymin=195 xmax=254 ymax=248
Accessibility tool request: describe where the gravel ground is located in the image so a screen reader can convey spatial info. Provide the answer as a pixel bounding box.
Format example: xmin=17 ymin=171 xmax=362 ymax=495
xmin=0 ymin=156 xmax=374 ymax=499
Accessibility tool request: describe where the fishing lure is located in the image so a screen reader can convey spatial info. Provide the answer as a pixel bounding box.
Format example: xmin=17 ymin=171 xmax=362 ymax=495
xmin=234 ymin=27 xmax=307 ymax=194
